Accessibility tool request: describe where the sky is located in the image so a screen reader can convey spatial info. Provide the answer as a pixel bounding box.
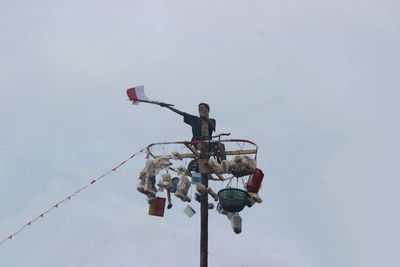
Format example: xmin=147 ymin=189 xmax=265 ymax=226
xmin=0 ymin=0 xmax=399 ymax=266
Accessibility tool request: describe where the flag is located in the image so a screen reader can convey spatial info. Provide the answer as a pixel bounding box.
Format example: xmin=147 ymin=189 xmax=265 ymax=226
xmin=127 ymin=86 xmax=149 ymax=103
xmin=126 ymin=86 xmax=174 ymax=107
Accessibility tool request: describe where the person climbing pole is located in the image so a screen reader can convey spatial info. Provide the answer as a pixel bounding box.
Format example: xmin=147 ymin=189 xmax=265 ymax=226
xmin=159 ymin=102 xmax=216 ymax=143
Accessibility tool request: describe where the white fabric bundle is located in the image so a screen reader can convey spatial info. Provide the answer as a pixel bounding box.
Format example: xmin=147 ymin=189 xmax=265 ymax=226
xmin=175 ymin=165 xmax=187 ymax=175
xmin=206 ymin=187 xmax=219 ymax=201
xmin=136 ymin=180 xmax=145 ymax=194
xmin=196 ymin=183 xmax=206 ymax=194
xmin=138 ymin=157 xmax=173 ymax=199
xmin=153 ymin=156 xmax=173 ymax=172
xmin=139 ymin=157 xmax=172 ymax=181
xmin=157 ymin=173 xmax=173 ymax=191
xmin=230 ymin=156 xmax=257 ymax=177
xmin=175 ymin=174 xmax=191 ymax=202
xmin=144 ymin=177 xmax=156 ymax=197
xmin=208 ymin=158 xmax=223 ymax=174
xmin=221 ymin=160 xmax=232 ymax=173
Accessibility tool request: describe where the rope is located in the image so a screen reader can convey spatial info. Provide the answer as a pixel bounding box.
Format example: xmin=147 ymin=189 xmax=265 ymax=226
xmin=0 ymin=146 xmax=147 ymax=246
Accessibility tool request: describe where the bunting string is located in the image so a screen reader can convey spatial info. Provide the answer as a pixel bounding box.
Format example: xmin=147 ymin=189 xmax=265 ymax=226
xmin=0 ymin=146 xmax=148 ymax=246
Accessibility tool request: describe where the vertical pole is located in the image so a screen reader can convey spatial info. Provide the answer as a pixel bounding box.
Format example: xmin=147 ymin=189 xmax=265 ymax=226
xmin=200 ymin=147 xmax=209 ymax=267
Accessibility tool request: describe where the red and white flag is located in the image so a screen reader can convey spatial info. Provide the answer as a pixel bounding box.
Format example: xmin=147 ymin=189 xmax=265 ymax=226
xmin=126 ymin=86 xmax=174 ymax=107
xmin=127 ymin=86 xmax=150 ymax=104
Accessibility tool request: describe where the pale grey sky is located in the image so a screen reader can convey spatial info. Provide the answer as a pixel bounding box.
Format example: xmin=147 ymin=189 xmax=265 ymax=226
xmin=1 ymin=0 xmax=399 ymax=266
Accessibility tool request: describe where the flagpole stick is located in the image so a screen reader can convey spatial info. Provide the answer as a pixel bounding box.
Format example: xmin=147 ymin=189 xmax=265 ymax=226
xmin=139 ymin=100 xmax=175 ymax=107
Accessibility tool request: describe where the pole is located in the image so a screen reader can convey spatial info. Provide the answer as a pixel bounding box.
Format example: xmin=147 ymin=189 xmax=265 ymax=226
xmin=200 ymin=147 xmax=209 ymax=267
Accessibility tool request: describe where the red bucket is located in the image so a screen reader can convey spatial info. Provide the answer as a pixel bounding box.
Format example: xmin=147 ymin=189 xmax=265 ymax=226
xmin=246 ymin=168 xmax=264 ymax=193
xmin=148 ymin=197 xmax=166 ymax=217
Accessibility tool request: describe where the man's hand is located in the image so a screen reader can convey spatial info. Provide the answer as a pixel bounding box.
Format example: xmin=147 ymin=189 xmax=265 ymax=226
xmin=157 ymin=102 xmax=183 ymax=115
xmin=159 ymin=102 xmax=169 ymax=107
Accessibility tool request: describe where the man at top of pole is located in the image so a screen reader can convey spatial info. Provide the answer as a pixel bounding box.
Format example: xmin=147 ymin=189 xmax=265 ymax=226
xmin=159 ymin=102 xmax=216 ymax=144
xmin=126 ymin=86 xmax=216 ymax=146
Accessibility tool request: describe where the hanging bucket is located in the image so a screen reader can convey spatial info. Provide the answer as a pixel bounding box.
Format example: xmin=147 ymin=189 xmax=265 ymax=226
xmin=218 ymin=188 xmax=249 ymax=213
xmin=187 ymin=159 xmax=199 ymax=173
xmin=183 ymin=205 xmax=196 ymax=218
xmin=148 ymin=197 xmax=166 ymax=217
xmin=191 ymin=172 xmax=201 ymax=184
xmin=246 ymin=168 xmax=264 ymax=193
xmin=170 ymin=177 xmax=179 ymax=193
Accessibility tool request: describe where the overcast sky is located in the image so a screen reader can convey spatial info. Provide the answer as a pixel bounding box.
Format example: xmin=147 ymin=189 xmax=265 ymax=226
xmin=0 ymin=0 xmax=399 ymax=266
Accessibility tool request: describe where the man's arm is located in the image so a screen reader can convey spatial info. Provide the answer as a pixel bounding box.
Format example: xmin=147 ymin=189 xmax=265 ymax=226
xmin=159 ymin=102 xmax=185 ymax=116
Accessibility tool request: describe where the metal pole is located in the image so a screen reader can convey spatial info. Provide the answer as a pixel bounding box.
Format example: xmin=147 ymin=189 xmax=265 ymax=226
xmin=200 ymin=172 xmax=209 ymax=267
xmin=200 ymin=147 xmax=209 ymax=267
